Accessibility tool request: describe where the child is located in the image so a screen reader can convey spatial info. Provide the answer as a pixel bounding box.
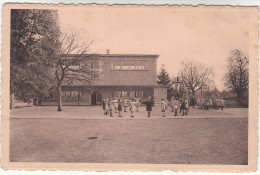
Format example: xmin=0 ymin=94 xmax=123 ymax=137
xmin=161 ymin=98 xmax=167 ymax=117
xmin=123 ymin=97 xmax=128 ymax=112
xmin=104 ymin=98 xmax=109 ymax=115
xmin=109 ymin=99 xmax=113 ymax=117
xmin=181 ymin=99 xmax=189 ymax=116
xmin=173 ymin=98 xmax=180 ymax=116
xmin=135 ymin=97 xmax=140 ymax=112
xmin=118 ymin=99 xmax=122 ymax=117
xmin=130 ymin=99 xmax=136 ymax=118
xmin=114 ymin=97 xmax=118 ymax=113
xmin=145 ymin=96 xmax=153 ymax=117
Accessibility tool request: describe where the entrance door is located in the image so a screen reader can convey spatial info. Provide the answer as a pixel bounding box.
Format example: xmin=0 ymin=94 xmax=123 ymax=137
xmin=91 ymin=92 xmax=102 ymax=105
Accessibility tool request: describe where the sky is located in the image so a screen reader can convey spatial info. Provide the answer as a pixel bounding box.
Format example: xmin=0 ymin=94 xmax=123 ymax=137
xmin=58 ymin=6 xmax=249 ymax=91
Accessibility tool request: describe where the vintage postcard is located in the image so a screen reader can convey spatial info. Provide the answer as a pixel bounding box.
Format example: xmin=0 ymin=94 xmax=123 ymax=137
xmin=1 ymin=4 xmax=259 ymax=172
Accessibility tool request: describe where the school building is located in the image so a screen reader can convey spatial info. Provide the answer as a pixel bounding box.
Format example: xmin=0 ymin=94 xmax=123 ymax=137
xmin=44 ymin=52 xmax=168 ymax=106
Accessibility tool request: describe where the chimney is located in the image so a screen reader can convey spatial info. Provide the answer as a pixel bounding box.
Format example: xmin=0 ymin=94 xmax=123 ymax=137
xmin=106 ymin=49 xmax=110 ymax=55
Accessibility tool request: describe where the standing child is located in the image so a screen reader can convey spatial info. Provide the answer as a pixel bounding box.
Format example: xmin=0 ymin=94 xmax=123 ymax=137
xmin=145 ymin=96 xmax=153 ymax=117
xmin=104 ymin=99 xmax=109 ymax=116
xmin=114 ymin=97 xmax=118 ymax=113
xmin=181 ymin=100 xmax=185 ymax=116
xmin=118 ymin=98 xmax=122 ymax=117
xmin=123 ymin=97 xmax=128 ymax=112
xmin=135 ymin=97 xmax=140 ymax=112
xmin=161 ymin=98 xmax=167 ymax=117
xmin=109 ymin=99 xmax=113 ymax=117
xmin=130 ymin=99 xmax=136 ymax=118
xmin=173 ymin=98 xmax=180 ymax=116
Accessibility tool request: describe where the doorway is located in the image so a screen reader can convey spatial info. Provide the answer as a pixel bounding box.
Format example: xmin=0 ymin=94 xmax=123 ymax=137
xmin=91 ymin=92 xmax=102 ymax=105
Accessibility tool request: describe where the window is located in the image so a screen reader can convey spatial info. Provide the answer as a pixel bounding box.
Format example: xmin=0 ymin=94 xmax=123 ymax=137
xmin=113 ymin=60 xmax=121 ymax=70
xmin=138 ymin=61 xmax=147 ymax=70
xmin=91 ymin=59 xmax=100 ymax=70
xmin=130 ymin=91 xmax=136 ymax=98
xmin=71 ymin=91 xmax=78 ymax=98
xmin=113 ymin=91 xmax=121 ymax=97
xmin=62 ymin=59 xmax=80 ymax=70
xmin=122 ymin=60 xmax=137 ymax=70
xmin=112 ymin=60 xmax=148 ymax=70
xmin=62 ymin=91 xmax=66 ymax=98
xmin=139 ymin=91 xmax=144 ymax=98
xmin=121 ymin=91 xmax=127 ymax=97
xmin=91 ymin=72 xmax=100 ymax=79
xmin=69 ymin=63 xmax=80 ymax=70
xmin=111 ymin=91 xmax=144 ymax=98
xmin=91 ymin=59 xmax=102 ymax=79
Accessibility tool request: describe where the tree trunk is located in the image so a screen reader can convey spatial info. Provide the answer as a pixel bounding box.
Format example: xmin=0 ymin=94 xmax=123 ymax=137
xmin=191 ymin=91 xmax=196 ymax=107
xmin=57 ymin=85 xmax=62 ymax=111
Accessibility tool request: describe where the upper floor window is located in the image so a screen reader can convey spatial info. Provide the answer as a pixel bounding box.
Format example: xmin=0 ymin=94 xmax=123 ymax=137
xmin=61 ymin=59 xmax=80 ymax=70
xmin=91 ymin=59 xmax=102 ymax=79
xmin=91 ymin=59 xmax=101 ymax=70
xmin=112 ymin=60 xmax=148 ymax=70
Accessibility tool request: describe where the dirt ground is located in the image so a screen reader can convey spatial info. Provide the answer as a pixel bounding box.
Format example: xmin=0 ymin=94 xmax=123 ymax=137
xmin=9 ymin=107 xmax=248 ymax=164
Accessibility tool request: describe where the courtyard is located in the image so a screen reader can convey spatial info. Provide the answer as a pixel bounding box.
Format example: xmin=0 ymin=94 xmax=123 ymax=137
xmin=9 ymin=106 xmax=248 ymax=164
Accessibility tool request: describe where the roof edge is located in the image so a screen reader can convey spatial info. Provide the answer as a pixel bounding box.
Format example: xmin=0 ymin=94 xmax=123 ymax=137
xmin=60 ymin=54 xmax=159 ymax=58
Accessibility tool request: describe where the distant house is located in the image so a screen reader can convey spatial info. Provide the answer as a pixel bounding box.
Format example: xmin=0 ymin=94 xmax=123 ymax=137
xmin=44 ymin=53 xmax=167 ymax=106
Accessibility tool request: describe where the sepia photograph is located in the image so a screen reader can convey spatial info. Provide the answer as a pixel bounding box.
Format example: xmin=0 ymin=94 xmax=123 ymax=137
xmin=1 ymin=4 xmax=258 ymax=172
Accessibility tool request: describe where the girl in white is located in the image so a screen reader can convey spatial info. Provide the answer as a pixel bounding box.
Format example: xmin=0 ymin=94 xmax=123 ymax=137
xmin=114 ymin=97 xmax=118 ymax=113
xmin=135 ymin=97 xmax=140 ymax=112
xmin=109 ymin=99 xmax=114 ymax=117
xmin=104 ymin=99 xmax=109 ymax=116
xmin=173 ymin=98 xmax=180 ymax=116
xmin=123 ymin=97 xmax=128 ymax=112
xmin=130 ymin=99 xmax=137 ymax=118
xmin=161 ymin=98 xmax=167 ymax=117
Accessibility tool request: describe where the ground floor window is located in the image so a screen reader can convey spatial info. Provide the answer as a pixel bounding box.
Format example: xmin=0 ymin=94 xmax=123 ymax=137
xmin=130 ymin=91 xmax=135 ymax=98
xmin=61 ymin=90 xmax=81 ymax=100
xmin=112 ymin=90 xmax=145 ymax=98
xmin=121 ymin=91 xmax=127 ymax=97
xmin=139 ymin=91 xmax=144 ymax=98
xmin=62 ymin=91 xmax=66 ymax=98
xmin=113 ymin=91 xmax=121 ymax=97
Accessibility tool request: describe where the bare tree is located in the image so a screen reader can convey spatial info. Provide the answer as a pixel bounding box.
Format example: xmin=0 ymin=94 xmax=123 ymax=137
xmin=224 ymin=49 xmax=248 ymax=105
xmin=178 ymin=59 xmax=214 ymax=99
xmin=54 ymin=29 xmax=96 ymax=111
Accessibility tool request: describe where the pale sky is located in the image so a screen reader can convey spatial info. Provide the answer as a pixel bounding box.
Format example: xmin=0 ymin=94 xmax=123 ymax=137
xmin=58 ymin=6 xmax=249 ymax=91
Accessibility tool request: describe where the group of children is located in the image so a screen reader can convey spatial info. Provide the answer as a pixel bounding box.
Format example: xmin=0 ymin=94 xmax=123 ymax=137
xmin=102 ymin=96 xmax=189 ymax=118
xmin=102 ymin=97 xmax=141 ymax=117
xmin=167 ymin=97 xmax=189 ymax=117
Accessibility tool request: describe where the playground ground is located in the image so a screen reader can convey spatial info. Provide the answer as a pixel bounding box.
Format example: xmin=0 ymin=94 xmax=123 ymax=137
xmin=9 ymin=106 xmax=248 ymax=164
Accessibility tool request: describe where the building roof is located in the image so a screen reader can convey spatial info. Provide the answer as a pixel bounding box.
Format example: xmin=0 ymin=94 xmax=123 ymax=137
xmin=62 ymin=84 xmax=169 ymax=88
xmin=60 ymin=54 xmax=159 ymax=59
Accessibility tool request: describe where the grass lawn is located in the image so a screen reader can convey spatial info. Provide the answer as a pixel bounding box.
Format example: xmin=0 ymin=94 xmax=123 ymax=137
xmin=10 ymin=116 xmax=248 ymax=164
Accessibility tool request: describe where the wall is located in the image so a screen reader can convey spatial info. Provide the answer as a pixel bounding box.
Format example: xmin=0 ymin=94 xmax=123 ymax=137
xmin=154 ymin=86 xmax=167 ymax=102
xmin=60 ymin=54 xmax=158 ymax=86
xmin=101 ymin=56 xmax=158 ymax=86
